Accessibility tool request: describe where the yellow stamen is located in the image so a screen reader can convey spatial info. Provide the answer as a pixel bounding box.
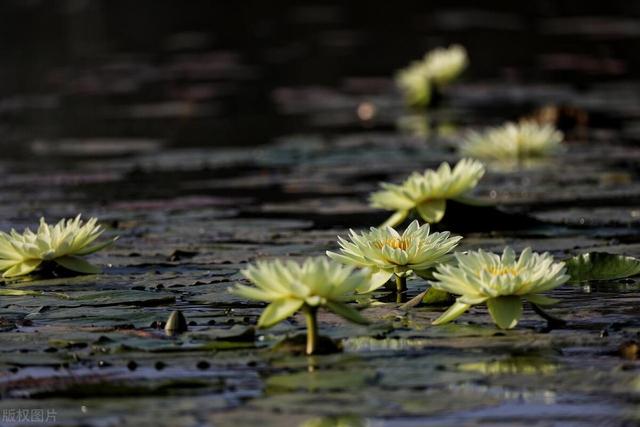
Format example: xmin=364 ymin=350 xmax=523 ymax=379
xmin=374 ymin=238 xmax=411 ymax=250
xmin=484 ymin=266 xmax=520 ymax=276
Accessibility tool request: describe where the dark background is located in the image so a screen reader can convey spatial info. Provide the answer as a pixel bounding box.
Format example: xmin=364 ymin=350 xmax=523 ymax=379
xmin=1 ymin=0 xmax=639 ymax=149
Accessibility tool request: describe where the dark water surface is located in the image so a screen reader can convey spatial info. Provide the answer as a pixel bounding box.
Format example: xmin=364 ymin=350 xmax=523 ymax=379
xmin=0 ymin=2 xmax=639 ymax=426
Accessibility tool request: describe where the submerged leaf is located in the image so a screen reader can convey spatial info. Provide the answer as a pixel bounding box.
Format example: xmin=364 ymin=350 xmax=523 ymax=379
xmin=565 ymin=252 xmax=640 ymax=283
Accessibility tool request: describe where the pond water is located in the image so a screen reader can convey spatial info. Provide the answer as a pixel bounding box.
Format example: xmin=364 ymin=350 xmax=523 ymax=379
xmin=0 ymin=2 xmax=639 ymax=426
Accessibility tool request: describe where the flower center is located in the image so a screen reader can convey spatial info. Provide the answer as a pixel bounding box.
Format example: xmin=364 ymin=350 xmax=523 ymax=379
xmin=374 ymin=238 xmax=411 ymax=250
xmin=484 ymin=266 xmax=520 ymax=276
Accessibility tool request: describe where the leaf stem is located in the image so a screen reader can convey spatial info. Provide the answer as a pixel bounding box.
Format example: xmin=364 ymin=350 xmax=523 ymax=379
xmin=302 ymin=304 xmax=319 ymax=355
xmin=531 ymin=304 xmax=566 ymax=328
xmin=395 ymin=275 xmax=407 ymax=293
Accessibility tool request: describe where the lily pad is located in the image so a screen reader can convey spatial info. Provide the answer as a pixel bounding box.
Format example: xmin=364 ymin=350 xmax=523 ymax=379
xmin=399 ymin=287 xmax=453 ymax=310
xmin=565 ymin=252 xmax=640 ymax=283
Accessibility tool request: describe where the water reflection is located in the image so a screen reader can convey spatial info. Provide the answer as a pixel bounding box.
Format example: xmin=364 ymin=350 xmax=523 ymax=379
xmin=457 ymin=356 xmax=558 ymax=375
xmin=300 ymin=415 xmax=367 ymax=427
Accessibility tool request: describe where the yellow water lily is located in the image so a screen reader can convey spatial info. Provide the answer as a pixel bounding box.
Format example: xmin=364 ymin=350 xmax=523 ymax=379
xmin=0 ymin=215 xmax=116 ymax=278
xmin=395 ymin=44 xmax=468 ymax=108
xmin=460 ymin=121 xmax=564 ymax=162
xmin=369 ymin=158 xmax=485 ymax=227
xmin=327 ymin=220 xmax=461 ymax=293
xmin=395 ymin=61 xmax=432 ymax=108
xmin=422 ymin=44 xmax=468 ymax=87
xmin=430 ymin=247 xmax=569 ymax=329
xmin=229 ymin=257 xmax=370 ymax=354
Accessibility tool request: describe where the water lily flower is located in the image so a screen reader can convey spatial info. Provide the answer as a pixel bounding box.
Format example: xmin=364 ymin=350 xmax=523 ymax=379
xmin=229 ymin=257 xmax=370 ymax=355
xmin=430 ymin=247 xmax=569 ymax=329
xmin=395 ymin=45 xmax=467 ymax=108
xmin=0 ymin=215 xmax=117 ymax=278
xmin=395 ymin=61 xmax=432 ymax=108
xmin=422 ymin=44 xmax=468 ymax=87
xmin=369 ymin=158 xmax=485 ymax=227
xmin=327 ymin=220 xmax=461 ymax=293
xmin=460 ymin=121 xmax=564 ymax=162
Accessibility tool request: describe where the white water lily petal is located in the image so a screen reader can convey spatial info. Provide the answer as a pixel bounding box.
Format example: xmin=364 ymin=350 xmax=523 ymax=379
xmin=431 ymin=300 xmax=471 ymax=325
xmin=229 ymin=284 xmax=277 ymax=302
xmin=525 ymin=294 xmax=560 ymax=306
xmin=229 ymin=257 xmax=371 ymax=329
xmin=416 ymin=200 xmax=446 ymax=223
xmin=395 ymin=45 xmax=467 ymax=107
xmin=3 ymin=259 xmax=42 ymax=278
xmin=0 ymin=259 xmax=19 ymax=270
xmin=257 ymin=299 xmax=304 ymax=329
xmin=328 ymin=220 xmax=461 ymax=292
xmin=430 ymin=247 xmax=568 ymax=329
xmin=358 ymin=270 xmax=394 ymax=293
xmin=369 ymin=159 xmax=485 ymax=225
xmin=461 ymin=121 xmax=564 ymax=161
xmin=0 ymin=216 xmax=115 ymax=278
xmin=381 ymin=210 xmax=409 ymax=228
xmin=457 ymin=294 xmax=488 ymax=305
xmin=54 ymin=256 xmax=101 ymax=274
xmin=75 ymin=237 xmax=118 ymax=256
xmin=487 ymin=296 xmax=523 ymax=329
xmin=423 ymin=44 xmax=468 ymax=86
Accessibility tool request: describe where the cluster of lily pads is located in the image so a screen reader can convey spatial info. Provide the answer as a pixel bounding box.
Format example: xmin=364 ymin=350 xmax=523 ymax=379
xmin=1 ymin=46 xmax=639 ymax=358
xmin=1 ymin=176 xmax=638 ymax=356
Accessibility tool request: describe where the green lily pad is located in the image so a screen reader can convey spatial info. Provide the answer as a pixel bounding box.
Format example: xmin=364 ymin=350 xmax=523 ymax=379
xmin=399 ymin=287 xmax=453 ymax=310
xmin=565 ymin=252 xmax=640 ymax=283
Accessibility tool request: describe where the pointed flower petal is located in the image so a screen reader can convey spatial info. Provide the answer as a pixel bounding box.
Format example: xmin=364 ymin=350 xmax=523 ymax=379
xmin=432 ymin=300 xmax=471 ymax=325
xmin=487 ymin=296 xmax=523 ymax=329
xmin=257 ymin=299 xmax=304 ymax=329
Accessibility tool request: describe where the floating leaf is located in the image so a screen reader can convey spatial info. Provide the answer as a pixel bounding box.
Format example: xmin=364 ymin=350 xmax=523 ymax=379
xmin=565 ymin=252 xmax=640 ymax=283
xmin=422 ymin=287 xmax=453 ymax=305
xmin=399 ymin=287 xmax=453 ymax=310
